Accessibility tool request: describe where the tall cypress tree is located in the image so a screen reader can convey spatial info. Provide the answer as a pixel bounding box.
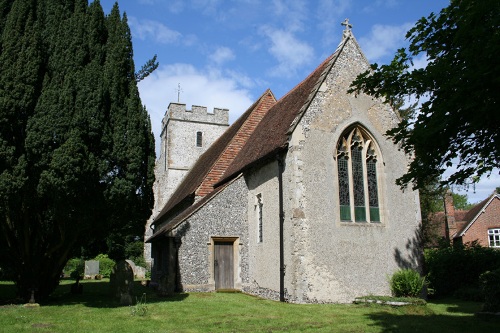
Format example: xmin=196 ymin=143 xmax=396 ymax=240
xmin=0 ymin=0 xmax=155 ymax=300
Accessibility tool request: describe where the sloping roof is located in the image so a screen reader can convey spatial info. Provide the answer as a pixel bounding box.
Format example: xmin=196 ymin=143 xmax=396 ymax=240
xmin=219 ymin=37 xmax=350 ymax=183
xmin=152 ymin=89 xmax=276 ymax=226
xmin=147 ymin=175 xmax=241 ymax=242
xmin=427 ymin=209 xmax=468 ymax=241
xmin=150 ymin=33 xmax=357 ymax=238
xmin=456 ymin=193 xmax=500 ymax=237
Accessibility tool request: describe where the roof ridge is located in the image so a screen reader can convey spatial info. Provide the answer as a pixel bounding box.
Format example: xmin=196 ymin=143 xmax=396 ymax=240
xmin=195 ymin=90 xmax=276 ymax=196
xmin=457 ymin=193 xmax=499 ymax=237
xmin=153 ymin=89 xmax=276 ymax=224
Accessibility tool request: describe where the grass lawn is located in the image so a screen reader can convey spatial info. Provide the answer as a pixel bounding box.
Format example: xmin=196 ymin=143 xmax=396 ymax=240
xmin=0 ymin=280 xmax=498 ymax=332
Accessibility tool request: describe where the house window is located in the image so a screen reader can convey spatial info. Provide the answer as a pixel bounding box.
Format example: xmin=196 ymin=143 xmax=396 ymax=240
xmin=336 ymin=126 xmax=381 ymax=223
xmin=256 ymin=194 xmax=263 ymax=243
xmin=488 ymin=229 xmax=500 ymax=247
xmin=196 ymin=131 xmax=203 ymax=147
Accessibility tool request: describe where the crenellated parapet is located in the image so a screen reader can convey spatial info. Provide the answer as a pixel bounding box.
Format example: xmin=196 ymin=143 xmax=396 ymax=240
xmin=164 ymin=103 xmax=229 ymax=127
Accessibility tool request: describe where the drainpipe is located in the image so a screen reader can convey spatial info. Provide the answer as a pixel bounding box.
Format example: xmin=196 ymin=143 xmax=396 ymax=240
xmin=276 ymin=153 xmax=285 ymax=302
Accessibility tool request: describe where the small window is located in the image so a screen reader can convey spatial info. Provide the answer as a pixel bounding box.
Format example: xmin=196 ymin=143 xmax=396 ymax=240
xmin=488 ymin=229 xmax=500 ymax=247
xmin=196 ymin=131 xmax=203 ymax=147
xmin=256 ymin=194 xmax=263 ymax=243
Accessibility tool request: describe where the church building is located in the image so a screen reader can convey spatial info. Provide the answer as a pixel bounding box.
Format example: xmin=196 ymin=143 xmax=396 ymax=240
xmin=147 ymin=25 xmax=422 ymax=303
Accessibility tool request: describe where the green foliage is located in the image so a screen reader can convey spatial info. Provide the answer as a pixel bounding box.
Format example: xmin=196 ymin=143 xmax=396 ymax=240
xmin=125 ymin=240 xmax=146 ymax=267
xmin=92 ymin=254 xmax=116 ymax=279
xmin=135 ymin=55 xmax=159 ymax=82
xmin=419 ymin=180 xmax=446 ymax=248
xmin=452 ymin=193 xmax=473 ymax=210
xmin=389 ymin=269 xmax=426 ymax=298
xmin=424 ymin=242 xmax=500 ymax=298
xmin=349 ymin=0 xmax=500 ymax=189
xmin=64 ymin=258 xmax=84 ymax=279
xmin=480 ymin=269 xmax=500 ymax=312
xmin=0 ymin=0 xmax=155 ymax=301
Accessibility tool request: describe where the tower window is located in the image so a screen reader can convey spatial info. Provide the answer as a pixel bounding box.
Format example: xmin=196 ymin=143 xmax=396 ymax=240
xmin=196 ymin=131 xmax=203 ymax=147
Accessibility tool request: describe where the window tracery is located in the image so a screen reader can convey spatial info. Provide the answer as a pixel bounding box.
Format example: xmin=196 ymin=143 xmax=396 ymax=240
xmin=336 ymin=126 xmax=381 ymax=223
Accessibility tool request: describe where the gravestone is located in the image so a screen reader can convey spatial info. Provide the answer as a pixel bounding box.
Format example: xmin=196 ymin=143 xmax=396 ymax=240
xmin=134 ymin=266 xmax=146 ymax=279
xmin=109 ymin=260 xmax=134 ymax=305
xmin=84 ymin=260 xmax=99 ymax=279
xmin=125 ymin=260 xmax=136 ymax=274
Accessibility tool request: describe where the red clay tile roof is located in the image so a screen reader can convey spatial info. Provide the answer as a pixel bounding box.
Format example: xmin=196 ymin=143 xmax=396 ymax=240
xmin=150 ymin=35 xmax=351 ymax=234
xmin=429 ymin=193 xmax=500 ymax=239
xmin=456 ymin=193 xmax=499 ymax=236
xmin=218 ymin=39 xmax=347 ymax=183
xmin=152 ymin=89 xmax=276 ymax=225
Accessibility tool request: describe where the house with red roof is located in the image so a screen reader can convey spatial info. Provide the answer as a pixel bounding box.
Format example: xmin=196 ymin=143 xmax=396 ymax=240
xmin=439 ymin=190 xmax=500 ymax=247
xmin=147 ymin=25 xmax=422 ymax=303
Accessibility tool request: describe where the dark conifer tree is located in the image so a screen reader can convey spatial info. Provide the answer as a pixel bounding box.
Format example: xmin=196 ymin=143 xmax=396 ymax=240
xmin=0 ymin=0 xmax=155 ymax=301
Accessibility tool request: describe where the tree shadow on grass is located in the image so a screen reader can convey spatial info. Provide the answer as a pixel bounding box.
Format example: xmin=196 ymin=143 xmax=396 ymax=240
xmin=364 ymin=301 xmax=500 ymax=333
xmin=1 ymin=280 xmax=188 ymax=308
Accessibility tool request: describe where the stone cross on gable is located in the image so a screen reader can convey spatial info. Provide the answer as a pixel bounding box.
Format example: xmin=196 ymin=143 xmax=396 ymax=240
xmin=341 ymin=18 xmax=353 ymax=39
xmin=341 ymin=18 xmax=352 ymax=30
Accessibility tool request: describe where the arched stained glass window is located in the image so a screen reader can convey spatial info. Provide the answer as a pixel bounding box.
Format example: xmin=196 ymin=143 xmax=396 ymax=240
xmin=336 ymin=126 xmax=381 ymax=223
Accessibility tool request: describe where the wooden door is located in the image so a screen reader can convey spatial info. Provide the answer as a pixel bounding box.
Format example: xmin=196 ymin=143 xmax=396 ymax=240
xmin=214 ymin=241 xmax=234 ymax=290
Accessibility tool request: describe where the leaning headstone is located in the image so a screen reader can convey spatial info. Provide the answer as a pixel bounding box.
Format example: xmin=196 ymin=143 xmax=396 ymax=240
xmin=84 ymin=260 xmax=99 ymax=279
xmin=109 ymin=260 xmax=134 ymax=305
xmin=134 ymin=266 xmax=146 ymax=279
xmin=125 ymin=260 xmax=136 ymax=275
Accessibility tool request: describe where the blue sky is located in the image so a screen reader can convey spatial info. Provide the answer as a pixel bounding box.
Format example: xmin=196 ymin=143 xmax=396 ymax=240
xmin=100 ymin=0 xmax=497 ymax=203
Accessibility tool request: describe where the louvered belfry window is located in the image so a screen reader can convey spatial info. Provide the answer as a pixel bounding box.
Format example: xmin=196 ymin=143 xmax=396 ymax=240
xmin=336 ymin=127 xmax=381 ymax=223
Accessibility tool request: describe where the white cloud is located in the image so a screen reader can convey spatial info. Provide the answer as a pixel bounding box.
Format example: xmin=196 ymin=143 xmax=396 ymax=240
xmin=359 ymin=23 xmax=413 ymax=62
xmin=137 ymin=63 xmax=254 ymax=155
xmin=411 ymin=54 xmax=428 ymax=70
xmin=454 ymin=170 xmax=499 ymax=204
xmin=270 ymin=0 xmax=308 ymax=32
xmin=363 ymin=0 xmax=399 ymax=13
xmin=168 ymin=0 xmax=184 ymax=13
xmin=316 ymin=0 xmax=351 ymax=48
xmin=260 ymin=26 xmax=314 ymax=78
xmin=209 ymin=46 xmax=235 ymax=66
xmin=128 ymin=17 xmax=181 ymax=44
xmin=192 ymin=0 xmax=224 ymax=16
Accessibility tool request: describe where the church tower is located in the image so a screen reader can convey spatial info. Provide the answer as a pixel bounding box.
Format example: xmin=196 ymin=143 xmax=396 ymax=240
xmin=144 ymin=103 xmax=229 ymax=265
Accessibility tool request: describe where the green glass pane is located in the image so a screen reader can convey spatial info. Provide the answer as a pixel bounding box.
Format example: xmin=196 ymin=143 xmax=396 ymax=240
xmin=370 ymin=207 xmax=380 ymax=222
xmin=354 ymin=206 xmax=366 ymax=222
xmin=340 ymin=205 xmax=351 ymax=221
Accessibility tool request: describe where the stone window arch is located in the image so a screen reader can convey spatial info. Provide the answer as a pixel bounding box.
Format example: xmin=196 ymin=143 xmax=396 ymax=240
xmin=336 ymin=125 xmax=381 ymax=223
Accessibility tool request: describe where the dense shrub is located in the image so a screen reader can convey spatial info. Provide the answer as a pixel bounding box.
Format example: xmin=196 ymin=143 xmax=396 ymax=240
xmin=64 ymin=258 xmax=84 ymax=279
xmin=390 ymin=269 xmax=426 ymax=298
xmin=480 ymin=269 xmax=500 ymax=312
xmin=125 ymin=240 xmax=147 ymax=268
xmin=424 ymin=242 xmax=500 ymax=298
xmin=93 ymin=254 xmax=116 ymax=278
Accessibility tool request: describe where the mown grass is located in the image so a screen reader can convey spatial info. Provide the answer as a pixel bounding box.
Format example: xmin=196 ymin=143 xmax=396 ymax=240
xmin=0 ymin=280 xmax=498 ymax=332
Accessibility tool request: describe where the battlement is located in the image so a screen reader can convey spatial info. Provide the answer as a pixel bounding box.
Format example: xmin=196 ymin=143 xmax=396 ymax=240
xmin=165 ymin=103 xmax=229 ymax=125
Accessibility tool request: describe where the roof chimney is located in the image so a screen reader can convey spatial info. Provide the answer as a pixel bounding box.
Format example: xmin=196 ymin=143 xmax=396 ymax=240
xmin=444 ymin=189 xmax=457 ymax=240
